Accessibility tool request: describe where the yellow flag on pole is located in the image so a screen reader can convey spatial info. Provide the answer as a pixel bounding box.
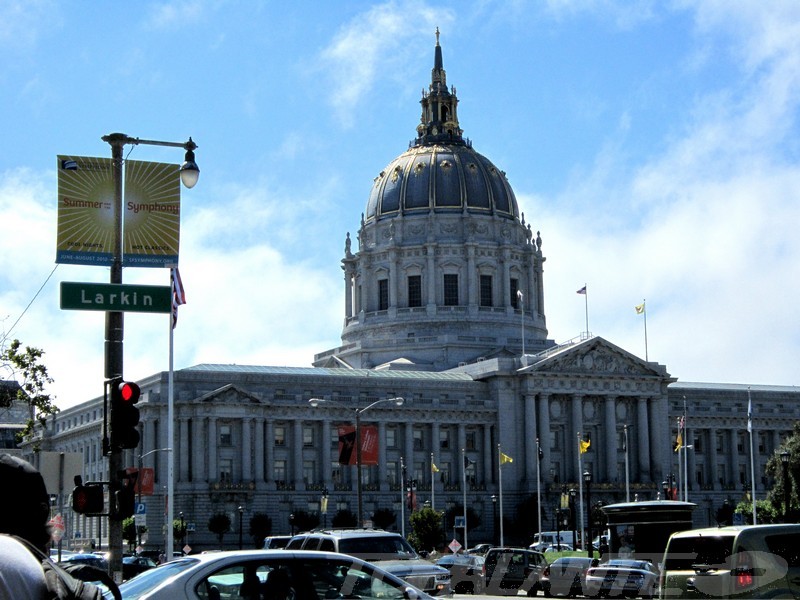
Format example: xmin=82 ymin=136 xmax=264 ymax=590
xmin=431 ymin=462 xmax=440 ymax=473
xmin=579 ymin=439 xmax=591 ymax=454
xmin=500 ymin=452 xmax=513 ymax=464
xmin=635 ymin=302 xmax=645 ymax=315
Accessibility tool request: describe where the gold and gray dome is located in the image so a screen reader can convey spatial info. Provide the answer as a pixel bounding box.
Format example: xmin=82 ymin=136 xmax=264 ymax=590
xmin=365 ymin=29 xmax=519 ymax=223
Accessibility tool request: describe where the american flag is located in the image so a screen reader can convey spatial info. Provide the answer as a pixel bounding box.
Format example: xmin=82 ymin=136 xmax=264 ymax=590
xmin=171 ymin=267 xmax=186 ymax=329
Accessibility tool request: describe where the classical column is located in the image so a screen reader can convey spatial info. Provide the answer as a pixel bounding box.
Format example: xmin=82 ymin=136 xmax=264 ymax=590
xmin=571 ymin=394 xmax=584 ymax=481
xmin=604 ymin=396 xmax=618 ymax=482
xmin=538 ymin=393 xmax=551 ymax=477
xmin=293 ymin=420 xmax=303 ymax=490
xmin=242 ymin=417 xmax=252 ymax=482
xmin=191 ymin=417 xmax=204 ymax=482
xmin=254 ymin=417 xmax=265 ymax=483
xmin=501 ymin=248 xmax=511 ymax=308
xmin=265 ymin=421 xmax=274 ymax=484
xmin=525 ymin=393 xmax=538 ymax=483
xmin=321 ymin=418 xmax=332 ymax=488
xmin=378 ymin=421 xmax=388 ymax=488
xmin=636 ymin=398 xmax=650 ymax=481
xmin=208 ymin=417 xmax=218 ymax=482
xmin=466 ymin=244 xmax=476 ymax=307
xmin=389 ymin=249 xmax=398 ymax=309
xmin=344 ymin=266 xmax=354 ymax=319
xmin=426 ymin=244 xmax=437 ymax=309
xmin=482 ymin=425 xmax=492 ymax=485
xmin=179 ymin=418 xmax=189 ymax=482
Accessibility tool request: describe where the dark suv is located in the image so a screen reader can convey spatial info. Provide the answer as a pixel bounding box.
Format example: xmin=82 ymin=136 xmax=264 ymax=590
xmin=484 ymin=547 xmax=547 ymax=596
xmin=286 ymin=529 xmax=452 ymax=596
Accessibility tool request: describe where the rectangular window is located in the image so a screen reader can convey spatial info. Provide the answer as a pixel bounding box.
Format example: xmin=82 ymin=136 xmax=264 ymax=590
xmin=331 ymin=462 xmax=342 ymax=484
xmin=274 ymin=426 xmax=286 ymax=446
xmin=480 ymin=275 xmax=493 ymax=307
xmin=440 ymin=462 xmax=451 ymax=485
xmin=303 ymin=460 xmax=315 ymax=484
xmin=378 ymin=279 xmax=389 ymax=311
xmin=408 ymin=275 xmax=422 ymax=308
xmin=718 ymin=464 xmax=726 ymax=485
xmin=443 ymin=274 xmax=459 ymax=306
xmin=440 ymin=429 xmax=450 ymax=449
xmin=219 ymin=424 xmax=232 ymax=446
xmin=510 ymin=278 xmax=519 ymax=308
xmin=303 ymin=426 xmax=314 ymax=447
xmin=413 ymin=429 xmax=424 ymax=450
xmin=466 ymin=431 xmax=477 ymax=451
xmin=219 ymin=459 xmax=233 ymax=483
xmin=387 ymin=461 xmax=398 ymax=485
xmin=386 ymin=428 xmax=397 ymax=449
xmin=716 ymin=434 xmax=724 ymax=453
xmin=274 ymin=459 xmax=286 ymax=483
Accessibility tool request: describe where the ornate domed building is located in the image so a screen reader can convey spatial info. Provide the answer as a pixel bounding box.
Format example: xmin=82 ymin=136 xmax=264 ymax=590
xmin=317 ymin=30 xmax=551 ymax=371
xmin=26 ymin=32 xmax=800 ymax=554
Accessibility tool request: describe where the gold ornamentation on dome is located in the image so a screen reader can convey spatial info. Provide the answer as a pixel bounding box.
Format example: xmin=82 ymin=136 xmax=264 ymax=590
xmin=440 ymin=159 xmax=452 ymax=172
xmin=467 ymin=163 xmax=477 ymax=171
xmin=414 ymin=162 xmax=426 ymax=175
xmin=391 ymin=166 xmax=402 ymax=182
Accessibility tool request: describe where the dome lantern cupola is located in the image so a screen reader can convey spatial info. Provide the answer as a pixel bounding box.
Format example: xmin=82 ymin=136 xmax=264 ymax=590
xmin=416 ymin=27 xmax=464 ymax=146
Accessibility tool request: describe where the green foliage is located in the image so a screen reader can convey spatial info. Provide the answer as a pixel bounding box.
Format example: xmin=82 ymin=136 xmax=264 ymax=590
xmin=764 ymin=422 xmax=800 ymax=521
xmin=734 ymin=499 xmax=780 ymax=524
xmin=371 ymin=508 xmax=396 ymax=530
xmin=208 ymin=513 xmax=231 ymax=545
xmin=290 ymin=510 xmax=320 ymax=533
xmin=0 ymin=339 xmax=57 ymax=444
xmin=408 ymin=506 xmax=444 ymax=553
xmin=173 ymin=518 xmax=188 ymax=543
xmin=122 ymin=517 xmax=148 ymax=551
xmin=250 ymin=513 xmax=272 ymax=547
xmin=331 ymin=509 xmax=357 ymax=528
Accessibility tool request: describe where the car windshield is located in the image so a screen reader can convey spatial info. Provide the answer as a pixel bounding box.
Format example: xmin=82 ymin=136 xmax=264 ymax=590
xmin=338 ymin=536 xmax=418 ymax=559
xmin=119 ymin=558 xmax=200 ymax=599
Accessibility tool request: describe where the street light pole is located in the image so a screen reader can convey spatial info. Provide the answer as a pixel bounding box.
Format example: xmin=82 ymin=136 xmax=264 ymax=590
xmin=101 ymin=133 xmax=198 ymax=581
xmin=238 ymin=506 xmax=244 ymax=550
xmin=310 ymin=397 xmax=405 ymax=528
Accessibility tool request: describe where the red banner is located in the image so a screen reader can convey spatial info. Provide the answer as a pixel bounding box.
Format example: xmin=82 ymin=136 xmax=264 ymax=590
xmin=337 ymin=425 xmax=379 ymax=465
xmin=126 ymin=467 xmax=155 ymax=496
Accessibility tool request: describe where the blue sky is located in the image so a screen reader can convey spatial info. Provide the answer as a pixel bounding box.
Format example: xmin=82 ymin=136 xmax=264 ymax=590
xmin=2 ymin=0 xmax=799 ymax=408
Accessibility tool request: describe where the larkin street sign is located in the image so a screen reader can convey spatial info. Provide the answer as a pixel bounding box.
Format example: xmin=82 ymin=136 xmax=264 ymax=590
xmin=60 ymin=282 xmax=171 ymax=313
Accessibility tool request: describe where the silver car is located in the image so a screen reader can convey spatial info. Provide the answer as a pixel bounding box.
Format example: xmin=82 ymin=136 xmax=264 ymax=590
xmin=118 ymin=549 xmax=433 ymax=599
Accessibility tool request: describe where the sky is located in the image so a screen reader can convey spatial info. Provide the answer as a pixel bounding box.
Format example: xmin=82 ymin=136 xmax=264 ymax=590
xmin=2 ymin=0 xmax=799 ymax=409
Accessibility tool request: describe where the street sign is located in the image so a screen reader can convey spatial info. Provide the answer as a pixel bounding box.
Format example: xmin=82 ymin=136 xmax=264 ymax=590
xmin=60 ymin=282 xmax=171 ymax=313
xmin=449 ymin=539 xmax=462 ymax=554
xmin=135 ymin=503 xmax=147 ymax=515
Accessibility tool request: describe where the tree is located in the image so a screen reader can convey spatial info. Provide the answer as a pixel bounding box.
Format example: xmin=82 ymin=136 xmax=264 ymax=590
xmin=371 ymin=508 xmax=396 ymax=530
xmin=331 ymin=509 xmax=357 ymax=528
xmin=0 ymin=339 xmax=57 ymax=444
xmin=250 ymin=513 xmax=272 ymax=548
xmin=173 ymin=518 xmax=188 ymax=549
xmin=408 ymin=506 xmax=444 ymax=553
xmin=208 ymin=513 xmax=231 ymax=547
xmin=764 ymin=421 xmax=800 ymax=521
xmin=290 ymin=509 xmax=319 ymax=533
xmin=121 ymin=517 xmax=148 ymax=551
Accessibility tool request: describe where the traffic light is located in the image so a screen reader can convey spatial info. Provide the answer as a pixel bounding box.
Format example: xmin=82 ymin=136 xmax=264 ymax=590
xmin=111 ymin=379 xmax=141 ymax=450
xmin=72 ymin=483 xmax=104 ymax=515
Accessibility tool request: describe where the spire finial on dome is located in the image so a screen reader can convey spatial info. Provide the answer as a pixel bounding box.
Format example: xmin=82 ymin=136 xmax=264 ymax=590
xmin=435 ymin=27 xmax=440 ymax=46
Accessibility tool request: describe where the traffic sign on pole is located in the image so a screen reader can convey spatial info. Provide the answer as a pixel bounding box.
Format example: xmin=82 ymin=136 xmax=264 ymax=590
xmin=60 ymin=282 xmax=171 ymax=313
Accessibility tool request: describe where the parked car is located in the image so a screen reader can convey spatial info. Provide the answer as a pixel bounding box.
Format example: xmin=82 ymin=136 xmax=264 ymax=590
xmin=659 ymin=524 xmax=800 ymax=599
xmin=541 ymin=556 xmax=599 ymax=597
xmin=285 ymin=528 xmax=451 ymax=596
xmin=484 ymin=547 xmax=547 ymax=596
xmin=542 ymin=543 xmax=574 ymax=553
xmin=123 ymin=555 xmax=158 ymax=580
xmin=262 ymin=535 xmax=292 ymax=549
xmin=466 ymin=543 xmax=493 ymax=555
xmin=59 ymin=552 xmax=109 ymax=571
xmin=436 ymin=553 xmax=485 ymax=594
xmin=118 ymin=549 xmax=433 ymax=599
xmin=584 ymin=558 xmax=659 ymax=598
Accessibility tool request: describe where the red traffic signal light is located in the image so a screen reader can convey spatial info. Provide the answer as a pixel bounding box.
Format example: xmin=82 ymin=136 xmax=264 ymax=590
xmin=72 ymin=484 xmax=104 ymax=515
xmin=110 ymin=379 xmax=141 ymax=450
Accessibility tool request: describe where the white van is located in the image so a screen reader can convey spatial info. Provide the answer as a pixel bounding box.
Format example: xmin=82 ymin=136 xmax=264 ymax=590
xmin=530 ymin=531 xmax=575 ymax=551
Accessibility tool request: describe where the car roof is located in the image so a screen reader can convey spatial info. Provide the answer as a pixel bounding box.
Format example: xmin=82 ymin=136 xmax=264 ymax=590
xmin=669 ymin=524 xmax=800 ymax=539
xmin=294 ymin=528 xmax=398 ymax=538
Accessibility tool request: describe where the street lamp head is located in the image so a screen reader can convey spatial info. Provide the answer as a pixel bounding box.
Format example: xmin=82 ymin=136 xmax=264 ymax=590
xmin=781 ymin=450 xmax=791 ymax=464
xmin=309 ymin=398 xmax=325 ymax=407
xmin=583 ymin=470 xmax=592 ymax=484
xmin=179 ymin=138 xmax=200 ymax=188
xmin=392 ymin=397 xmax=404 ymax=406
xmin=238 ymin=505 xmax=243 ymax=514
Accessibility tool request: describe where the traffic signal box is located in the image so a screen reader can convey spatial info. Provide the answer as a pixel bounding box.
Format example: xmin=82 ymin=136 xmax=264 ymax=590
xmin=110 ymin=379 xmax=141 ymax=450
xmin=72 ymin=482 xmax=104 ymax=515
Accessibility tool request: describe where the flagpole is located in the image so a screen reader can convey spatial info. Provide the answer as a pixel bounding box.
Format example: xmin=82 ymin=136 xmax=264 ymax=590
xmin=577 ymin=432 xmax=585 ymax=550
xmin=683 ymin=399 xmax=688 ymax=503
xmin=536 ymin=438 xmax=542 ymax=538
xmin=430 ymin=453 xmax=435 ymax=512
xmin=583 ymin=285 xmax=589 ymax=336
xmin=462 ymin=448 xmax=468 ymax=550
xmin=518 ymin=290 xmax=525 ymax=357
xmin=748 ymin=387 xmax=757 ymax=524
xmin=642 ymin=300 xmax=648 ymax=361
xmin=497 ymin=445 xmax=505 ymax=547
xmin=166 ymin=273 xmax=175 ymax=561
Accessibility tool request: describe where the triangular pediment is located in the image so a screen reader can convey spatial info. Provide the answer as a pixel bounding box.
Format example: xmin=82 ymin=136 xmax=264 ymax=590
xmin=521 ymin=336 xmax=670 ymax=378
xmin=198 ymin=384 xmax=266 ymax=404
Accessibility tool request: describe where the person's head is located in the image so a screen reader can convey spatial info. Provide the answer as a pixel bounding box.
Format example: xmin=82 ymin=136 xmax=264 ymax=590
xmin=0 ymin=453 xmax=51 ymax=551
